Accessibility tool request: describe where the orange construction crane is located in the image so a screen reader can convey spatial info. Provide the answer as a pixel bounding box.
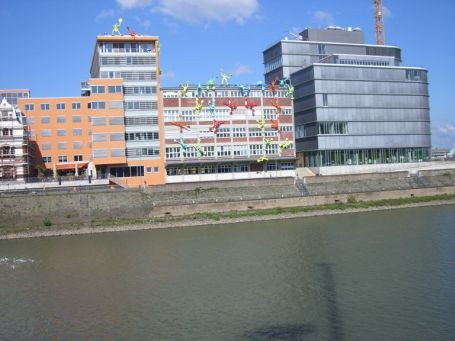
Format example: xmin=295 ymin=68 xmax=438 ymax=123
xmin=374 ymin=0 xmax=385 ymax=45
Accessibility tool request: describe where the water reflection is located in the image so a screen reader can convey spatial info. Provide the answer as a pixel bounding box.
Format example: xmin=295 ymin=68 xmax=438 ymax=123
xmin=244 ymin=323 xmax=315 ymax=340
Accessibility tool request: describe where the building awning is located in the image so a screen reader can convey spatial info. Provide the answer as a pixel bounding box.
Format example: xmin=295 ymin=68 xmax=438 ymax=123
xmin=56 ymin=162 xmax=88 ymax=170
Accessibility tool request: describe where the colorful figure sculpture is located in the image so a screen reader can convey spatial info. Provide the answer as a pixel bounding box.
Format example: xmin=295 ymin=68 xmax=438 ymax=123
xmin=224 ymin=98 xmax=238 ymax=115
xmin=257 ymin=155 xmax=269 ymax=163
xmin=220 ymin=69 xmax=231 ymax=85
xmin=170 ymin=114 xmax=191 ymax=133
xmin=207 ymin=98 xmax=216 ymax=117
xmin=257 ymin=117 xmax=266 ymax=132
xmin=195 ymin=140 xmax=205 ymax=157
xmin=270 ymin=98 xmax=282 ymax=114
xmin=112 ymin=17 xmax=123 ymax=36
xmin=197 ymin=83 xmax=204 ymax=97
xmin=174 ymin=137 xmax=189 ymax=151
xmin=285 ymin=84 xmax=294 ymax=99
xmin=278 ymin=78 xmax=289 ymax=88
xmin=156 ymin=41 xmax=160 ymax=55
xmin=178 ymin=82 xmax=190 ymax=98
xmin=209 ymin=119 xmax=226 ymax=134
xmin=193 ymin=98 xmax=204 ymax=117
xmin=256 ymin=81 xmax=266 ymax=93
xmin=239 ymin=85 xmax=251 ymax=97
xmin=126 ymin=26 xmax=137 ymax=38
xmin=263 ymin=138 xmax=273 ymax=148
xmin=206 ymin=79 xmax=216 ymax=92
xmin=269 ymin=79 xmax=278 ymax=94
xmin=244 ymin=98 xmax=258 ymax=115
xmin=279 ymin=138 xmax=292 ymax=154
xmin=271 ymin=119 xmax=280 ymax=131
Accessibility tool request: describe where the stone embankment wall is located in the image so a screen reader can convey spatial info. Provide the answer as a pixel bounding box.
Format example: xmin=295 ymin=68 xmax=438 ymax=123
xmin=1 ymin=171 xmax=454 ymax=230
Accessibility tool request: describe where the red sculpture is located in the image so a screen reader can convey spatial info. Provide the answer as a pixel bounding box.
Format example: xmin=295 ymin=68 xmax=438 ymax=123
xmin=209 ymin=119 xmax=226 ymax=134
xmin=269 ymin=79 xmax=278 ymax=94
xmin=271 ymin=119 xmax=280 ymax=131
xmin=126 ymin=26 xmax=137 ymax=38
xmin=244 ymin=98 xmax=258 ymax=115
xmin=270 ymin=98 xmax=282 ymax=114
xmin=170 ymin=114 xmax=191 ymax=133
xmin=223 ymin=98 xmax=238 ymax=115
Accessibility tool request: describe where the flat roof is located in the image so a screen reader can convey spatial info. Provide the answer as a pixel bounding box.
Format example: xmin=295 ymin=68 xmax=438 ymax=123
xmin=263 ymin=39 xmax=400 ymax=53
xmin=0 ymin=89 xmax=30 ymax=93
xmin=96 ymin=35 xmax=159 ymax=42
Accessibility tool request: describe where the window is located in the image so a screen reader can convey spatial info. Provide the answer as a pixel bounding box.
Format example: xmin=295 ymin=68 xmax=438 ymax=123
xmin=90 ymin=101 xmax=106 ymax=110
xmin=126 ymin=147 xmax=160 ymax=157
xmin=146 ymin=167 xmax=152 ymax=173
xmin=72 ymin=128 xmax=82 ymax=136
xmin=232 ymin=145 xmax=248 ymax=156
xmin=250 ymin=144 xmax=263 ymax=155
xmin=56 ymin=103 xmax=66 ymax=110
xmin=318 ymin=44 xmax=326 ymax=56
xmin=42 ymin=156 xmax=51 ymax=163
xmin=109 ymin=166 xmax=144 ymax=177
xmin=42 ymin=143 xmax=51 ymax=150
xmin=72 ymin=103 xmax=81 ymax=110
xmin=28 ymin=130 xmax=35 ymax=137
xmin=217 ymin=164 xmax=232 ymax=173
xmin=92 ymin=117 xmax=106 ymax=126
xmin=317 ymin=122 xmax=348 ymax=135
xmin=40 ymin=103 xmax=50 ymax=111
xmin=57 ymin=129 xmax=66 ymax=136
xmin=74 ymin=155 xmax=83 ymax=162
xmin=41 ymin=129 xmax=51 ymax=137
xmin=24 ymin=116 xmax=35 ymax=124
xmin=58 ymin=155 xmax=68 ymax=163
xmin=232 ymin=164 xmax=248 ymax=172
xmin=125 ymin=132 xmax=159 ymax=141
xmin=217 ymin=145 xmax=231 ymax=157
xmin=109 ymin=101 xmax=123 ymax=109
xmin=154 ymin=166 xmax=159 ymax=173
xmin=108 ymin=85 xmax=123 ymax=93
xmin=109 ymin=117 xmax=124 ymax=125
xmin=93 ymin=149 xmax=108 ymax=158
xmin=25 ymin=104 xmax=34 ymax=111
xmin=266 ymin=162 xmax=278 ymax=171
xmin=110 ymin=133 xmax=124 ymax=141
xmin=125 ymin=116 xmax=158 ymax=125
xmin=73 ymin=142 xmax=83 ymax=149
xmin=91 ymin=86 xmax=105 ymax=94
xmin=183 ymin=147 xmax=197 ymax=158
xmin=166 ymin=147 xmax=180 ymax=159
xmin=232 ymin=127 xmax=246 ymax=138
xmin=322 ymin=93 xmax=328 ymax=107
xmin=57 ymin=116 xmax=66 ymax=123
xmin=72 ymin=115 xmax=81 ymax=123
xmin=93 ymin=133 xmax=107 ymax=142
xmin=58 ymin=142 xmax=67 ymax=150
xmin=217 ymin=128 xmax=230 ymax=138
xmin=111 ymin=149 xmax=125 ymax=157
xmin=40 ymin=116 xmax=50 ymax=124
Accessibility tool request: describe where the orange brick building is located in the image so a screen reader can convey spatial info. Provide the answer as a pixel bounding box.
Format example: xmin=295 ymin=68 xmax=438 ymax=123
xmin=18 ymin=35 xmax=166 ymax=186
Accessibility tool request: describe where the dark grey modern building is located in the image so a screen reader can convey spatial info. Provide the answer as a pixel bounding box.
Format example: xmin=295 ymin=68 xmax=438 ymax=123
xmin=263 ymin=27 xmax=431 ymax=169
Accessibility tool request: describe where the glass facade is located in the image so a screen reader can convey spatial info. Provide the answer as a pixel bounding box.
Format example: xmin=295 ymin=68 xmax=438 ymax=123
xmin=304 ymin=148 xmax=431 ymax=167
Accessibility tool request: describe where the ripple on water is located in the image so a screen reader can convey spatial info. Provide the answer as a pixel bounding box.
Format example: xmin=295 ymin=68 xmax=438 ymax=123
xmin=0 ymin=257 xmax=35 ymax=269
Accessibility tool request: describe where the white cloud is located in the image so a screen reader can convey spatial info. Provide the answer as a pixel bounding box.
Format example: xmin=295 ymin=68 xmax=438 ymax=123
xmin=95 ymin=9 xmax=116 ymax=21
xmin=229 ymin=64 xmax=252 ymax=76
xmin=116 ymin=0 xmax=259 ymax=25
xmin=312 ymin=10 xmax=335 ymax=26
xmin=117 ymin=0 xmax=153 ymax=9
xmin=157 ymin=0 xmax=259 ymax=24
xmin=161 ymin=70 xmax=176 ymax=80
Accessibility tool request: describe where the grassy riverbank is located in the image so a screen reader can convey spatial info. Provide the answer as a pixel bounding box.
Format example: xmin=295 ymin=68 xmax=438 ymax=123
xmin=1 ymin=193 xmax=455 ymax=240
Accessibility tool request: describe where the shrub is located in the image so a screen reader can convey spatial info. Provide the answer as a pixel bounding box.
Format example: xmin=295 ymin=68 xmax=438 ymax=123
xmin=43 ymin=218 xmax=52 ymax=227
xmin=347 ymin=194 xmax=357 ymax=204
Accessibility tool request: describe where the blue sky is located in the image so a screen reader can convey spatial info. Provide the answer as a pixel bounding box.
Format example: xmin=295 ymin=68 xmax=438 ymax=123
xmin=0 ymin=0 xmax=454 ymax=147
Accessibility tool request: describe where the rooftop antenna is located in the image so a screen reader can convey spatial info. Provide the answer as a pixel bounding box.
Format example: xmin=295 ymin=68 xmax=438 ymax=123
xmin=374 ymin=0 xmax=385 ymax=45
xmin=287 ymin=31 xmax=302 ymax=40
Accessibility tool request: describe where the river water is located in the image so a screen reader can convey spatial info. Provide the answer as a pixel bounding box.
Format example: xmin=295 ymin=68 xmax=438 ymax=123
xmin=1 ymin=205 xmax=454 ymax=340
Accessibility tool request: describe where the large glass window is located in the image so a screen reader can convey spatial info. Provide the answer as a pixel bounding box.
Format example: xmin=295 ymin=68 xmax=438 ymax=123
xmin=56 ymin=103 xmax=66 ymax=110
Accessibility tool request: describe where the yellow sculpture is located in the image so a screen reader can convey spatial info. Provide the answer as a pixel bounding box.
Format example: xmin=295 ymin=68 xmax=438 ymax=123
xmin=112 ymin=17 xmax=123 ymax=36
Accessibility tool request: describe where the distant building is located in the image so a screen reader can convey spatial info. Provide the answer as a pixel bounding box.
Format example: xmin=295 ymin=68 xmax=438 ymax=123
xmin=161 ymin=85 xmax=296 ymax=182
xmin=432 ymin=148 xmax=452 ymax=160
xmin=0 ymin=89 xmax=30 ymax=106
xmin=264 ymin=27 xmax=431 ymax=171
xmin=0 ymin=98 xmax=32 ymax=180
